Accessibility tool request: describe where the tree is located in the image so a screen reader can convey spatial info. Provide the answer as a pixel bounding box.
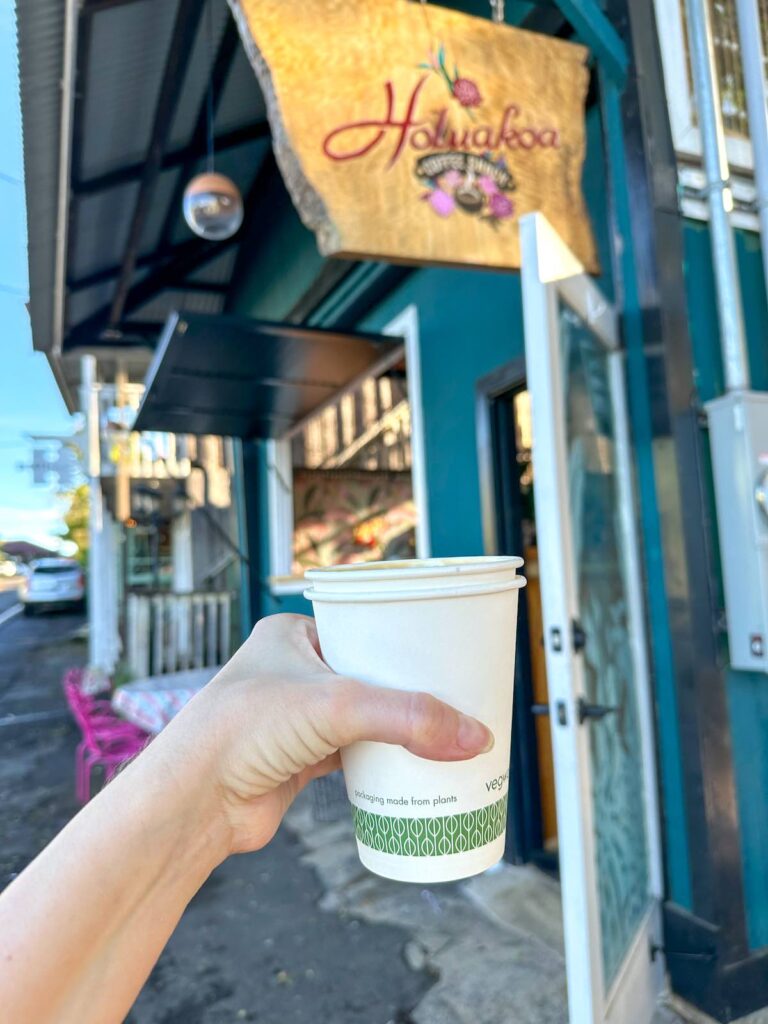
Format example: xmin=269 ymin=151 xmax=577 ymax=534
xmin=62 ymin=484 xmax=90 ymax=565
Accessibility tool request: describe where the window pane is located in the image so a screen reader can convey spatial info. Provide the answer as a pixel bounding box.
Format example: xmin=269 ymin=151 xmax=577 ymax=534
xmin=290 ymin=360 xmax=417 ymax=573
xmin=681 ymin=0 xmax=768 ymax=139
xmin=559 ymin=301 xmax=650 ymax=987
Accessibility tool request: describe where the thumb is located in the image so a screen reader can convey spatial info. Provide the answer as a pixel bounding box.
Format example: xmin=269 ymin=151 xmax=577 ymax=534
xmin=323 ymin=679 xmax=495 ymax=762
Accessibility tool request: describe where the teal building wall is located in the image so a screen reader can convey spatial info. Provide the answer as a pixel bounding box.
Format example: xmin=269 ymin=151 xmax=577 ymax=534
xmin=682 ymin=221 xmax=768 ymax=951
xmin=231 ymin=94 xmax=768 ymax=948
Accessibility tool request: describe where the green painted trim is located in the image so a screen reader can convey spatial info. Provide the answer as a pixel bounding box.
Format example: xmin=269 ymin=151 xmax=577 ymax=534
xmin=352 ymin=795 xmax=507 ymax=856
xmin=556 ymin=0 xmax=628 ymax=85
xmin=600 ymin=76 xmax=693 ymax=909
xmin=308 ymin=263 xmax=389 ymax=328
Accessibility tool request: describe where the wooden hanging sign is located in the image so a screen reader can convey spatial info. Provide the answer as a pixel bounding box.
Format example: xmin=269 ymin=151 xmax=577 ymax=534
xmin=228 ymin=0 xmax=598 ymax=272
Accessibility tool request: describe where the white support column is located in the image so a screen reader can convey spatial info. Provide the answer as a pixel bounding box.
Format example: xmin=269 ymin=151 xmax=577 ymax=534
xmin=104 ymin=511 xmax=121 ymax=673
xmin=88 ymin=487 xmax=107 ymax=674
xmin=81 ymin=356 xmax=104 ymax=675
xmin=172 ymin=511 xmax=193 ymax=593
xmin=80 ymin=356 xmax=120 ymax=679
xmin=172 ymin=510 xmax=193 ymax=662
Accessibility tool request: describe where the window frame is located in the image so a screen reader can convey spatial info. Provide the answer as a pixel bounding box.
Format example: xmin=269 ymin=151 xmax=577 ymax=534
xmin=653 ymin=0 xmax=756 ymax=173
xmin=266 ymin=304 xmax=430 ymax=596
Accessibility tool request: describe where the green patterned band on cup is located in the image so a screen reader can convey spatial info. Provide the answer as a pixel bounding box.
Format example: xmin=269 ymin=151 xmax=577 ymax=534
xmin=352 ymin=795 xmax=508 ymax=857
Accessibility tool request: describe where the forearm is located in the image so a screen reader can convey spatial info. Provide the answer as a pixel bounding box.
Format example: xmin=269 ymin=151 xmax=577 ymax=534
xmin=0 ymin=614 xmax=494 ymax=1024
xmin=0 ymin=724 xmax=229 ymax=1023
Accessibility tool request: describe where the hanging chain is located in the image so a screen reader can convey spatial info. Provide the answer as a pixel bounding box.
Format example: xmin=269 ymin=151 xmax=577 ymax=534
xmin=490 ymin=0 xmax=505 ymax=23
xmin=205 ymin=0 xmax=215 ymax=174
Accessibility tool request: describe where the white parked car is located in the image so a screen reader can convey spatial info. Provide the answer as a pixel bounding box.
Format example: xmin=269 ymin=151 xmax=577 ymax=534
xmin=19 ymin=558 xmax=86 ymax=615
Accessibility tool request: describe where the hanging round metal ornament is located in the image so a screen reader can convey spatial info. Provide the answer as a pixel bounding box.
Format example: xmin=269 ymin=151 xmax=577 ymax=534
xmin=183 ymin=171 xmax=244 ymax=241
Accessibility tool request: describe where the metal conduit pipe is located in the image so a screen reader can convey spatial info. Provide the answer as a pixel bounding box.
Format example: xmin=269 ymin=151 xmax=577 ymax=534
xmin=684 ymin=0 xmax=751 ymax=391
xmin=735 ymin=0 xmax=768 ymax=309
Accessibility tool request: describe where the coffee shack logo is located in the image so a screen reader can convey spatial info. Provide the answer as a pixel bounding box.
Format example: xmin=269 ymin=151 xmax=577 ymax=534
xmin=322 ymin=42 xmax=560 ymax=229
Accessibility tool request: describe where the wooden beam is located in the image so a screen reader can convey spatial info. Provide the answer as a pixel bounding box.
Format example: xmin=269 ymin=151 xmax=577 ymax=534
xmin=94 ymin=320 xmax=165 ymax=343
xmin=73 ymin=121 xmax=269 ymax=197
xmin=67 ymin=239 xmax=207 ymax=293
xmin=64 ymin=7 xmax=94 ymax=337
xmin=67 ymin=237 xmax=237 ymax=348
xmin=286 ymin=258 xmax=356 ymax=325
xmin=157 ymin=14 xmax=241 ymax=248
xmin=553 ymin=0 xmax=627 ymax=84
xmin=108 ymin=0 xmax=207 ymax=326
xmin=81 ymin=0 xmax=145 ymax=12
xmin=171 ymin=280 xmax=229 ymax=294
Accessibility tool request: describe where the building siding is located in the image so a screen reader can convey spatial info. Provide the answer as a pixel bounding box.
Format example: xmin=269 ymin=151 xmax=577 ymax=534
xmin=683 ymin=219 xmax=768 ymax=950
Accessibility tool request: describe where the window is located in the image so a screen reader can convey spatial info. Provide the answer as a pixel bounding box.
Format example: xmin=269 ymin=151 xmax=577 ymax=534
xmin=266 ymin=305 xmax=429 ymax=594
xmin=125 ymin=524 xmax=173 ymax=589
xmin=654 ymin=0 xmax=768 ymax=226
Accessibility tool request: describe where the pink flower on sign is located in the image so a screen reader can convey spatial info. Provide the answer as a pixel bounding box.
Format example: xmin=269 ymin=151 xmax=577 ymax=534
xmin=428 ymin=189 xmax=456 ymax=217
xmin=440 ymin=169 xmax=463 ymax=190
xmin=489 ymin=192 xmax=514 ymax=219
xmin=478 ymin=175 xmax=499 ymax=197
xmin=452 ymin=77 xmax=482 ymax=108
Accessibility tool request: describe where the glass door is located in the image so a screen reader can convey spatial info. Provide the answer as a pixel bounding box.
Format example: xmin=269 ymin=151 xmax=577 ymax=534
xmin=520 ymin=213 xmax=665 ymax=1024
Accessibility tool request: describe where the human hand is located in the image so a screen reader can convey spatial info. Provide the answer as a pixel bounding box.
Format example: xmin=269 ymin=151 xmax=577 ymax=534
xmin=0 ymin=613 xmax=495 ymax=1024
xmin=156 ymin=614 xmax=494 ymax=859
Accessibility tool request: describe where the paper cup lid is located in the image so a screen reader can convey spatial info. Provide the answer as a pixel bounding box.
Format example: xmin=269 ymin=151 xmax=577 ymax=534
xmin=304 ymin=556 xmax=525 ymax=603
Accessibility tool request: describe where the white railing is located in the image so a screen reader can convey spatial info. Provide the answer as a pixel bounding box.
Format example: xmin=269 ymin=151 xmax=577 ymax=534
xmin=126 ymin=591 xmax=232 ymax=679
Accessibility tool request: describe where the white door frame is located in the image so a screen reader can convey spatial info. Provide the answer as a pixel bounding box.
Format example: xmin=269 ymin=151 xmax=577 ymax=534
xmin=520 ymin=212 xmax=664 ymax=1024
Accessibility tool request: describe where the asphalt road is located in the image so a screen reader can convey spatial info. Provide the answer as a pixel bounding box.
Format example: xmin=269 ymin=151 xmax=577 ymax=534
xmin=0 ymin=579 xmax=86 ymax=722
xmin=0 ymin=583 xmax=430 ymax=1023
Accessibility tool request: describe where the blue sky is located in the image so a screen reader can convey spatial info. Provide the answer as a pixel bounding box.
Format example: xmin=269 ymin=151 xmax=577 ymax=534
xmin=0 ymin=4 xmax=75 ymax=551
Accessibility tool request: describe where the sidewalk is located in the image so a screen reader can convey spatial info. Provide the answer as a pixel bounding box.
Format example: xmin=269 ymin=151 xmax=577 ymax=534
xmin=3 ymin=604 xmax=766 ymax=1024
xmin=285 ymin=791 xmax=568 ymax=1024
xmin=284 ymin=788 xmax=768 ymax=1024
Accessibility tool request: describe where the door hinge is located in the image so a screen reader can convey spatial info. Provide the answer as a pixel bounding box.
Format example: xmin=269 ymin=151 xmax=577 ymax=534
xmin=550 ymin=622 xmax=587 ymax=654
xmin=649 ymin=941 xmax=717 ymax=963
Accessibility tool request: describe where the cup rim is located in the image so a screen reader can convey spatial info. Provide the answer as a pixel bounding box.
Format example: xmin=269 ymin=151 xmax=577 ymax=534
xmin=304 ymin=575 xmax=526 ymax=604
xmin=304 ymin=555 xmax=523 ymax=586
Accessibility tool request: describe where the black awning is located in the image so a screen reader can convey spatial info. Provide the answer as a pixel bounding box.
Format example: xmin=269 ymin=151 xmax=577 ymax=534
xmin=132 ymin=312 xmax=401 ymax=439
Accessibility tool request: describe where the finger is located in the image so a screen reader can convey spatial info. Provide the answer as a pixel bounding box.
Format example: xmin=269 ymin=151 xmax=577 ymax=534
xmin=296 ymin=617 xmax=332 ymax=673
xmin=324 ymin=682 xmax=494 ymax=762
xmin=295 ymin=752 xmax=342 ymax=791
xmin=300 ymin=617 xmax=323 ymax=660
xmin=221 ymin=615 xmax=329 ymax=682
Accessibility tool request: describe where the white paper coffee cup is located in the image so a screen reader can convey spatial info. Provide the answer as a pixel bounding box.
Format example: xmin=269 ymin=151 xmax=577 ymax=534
xmin=304 ymin=556 xmax=525 ymax=883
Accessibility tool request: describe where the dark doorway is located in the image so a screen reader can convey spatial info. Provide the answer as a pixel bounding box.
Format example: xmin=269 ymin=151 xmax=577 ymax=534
xmin=476 ymin=361 xmax=558 ymax=872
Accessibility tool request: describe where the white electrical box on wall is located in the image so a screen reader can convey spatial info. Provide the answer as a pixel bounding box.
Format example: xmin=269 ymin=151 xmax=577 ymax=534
xmin=706 ymin=391 xmax=768 ymax=673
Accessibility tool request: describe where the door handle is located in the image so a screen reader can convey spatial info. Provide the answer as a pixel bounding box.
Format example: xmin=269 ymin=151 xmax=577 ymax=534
xmin=572 ymin=620 xmax=587 ymax=653
xmin=531 ymin=704 xmax=550 ymax=716
xmin=577 ymin=697 xmax=618 ymax=724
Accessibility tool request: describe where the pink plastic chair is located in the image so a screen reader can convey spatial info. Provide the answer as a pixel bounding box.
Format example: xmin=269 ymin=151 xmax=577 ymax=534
xmin=63 ymin=670 xmax=149 ymax=803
